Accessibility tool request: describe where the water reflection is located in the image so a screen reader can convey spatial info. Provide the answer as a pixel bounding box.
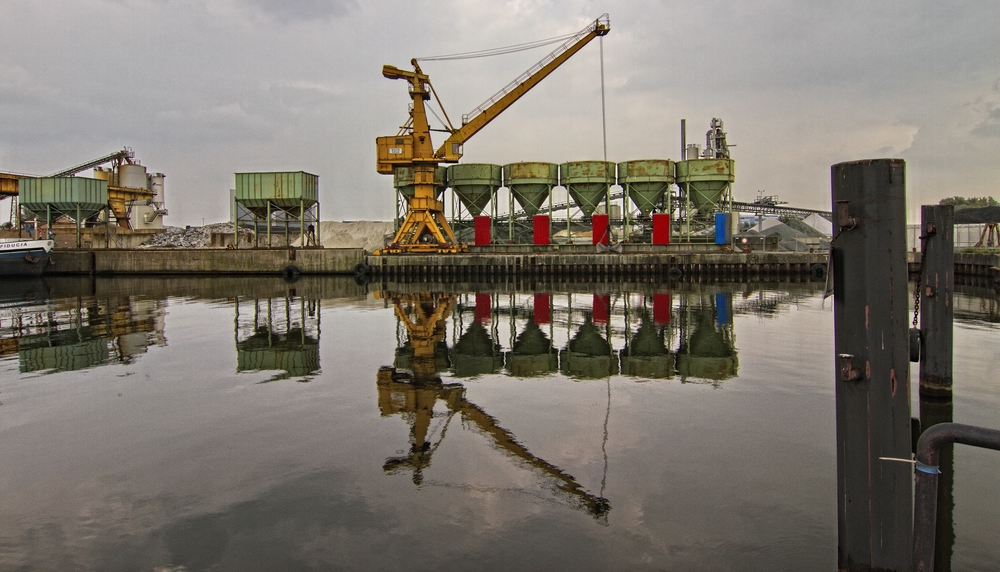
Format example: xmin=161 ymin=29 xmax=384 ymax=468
xmin=378 ymin=291 xmax=611 ymax=520
xmin=0 ymin=276 xmax=996 ymax=569
xmin=0 ymin=279 xmax=165 ymax=374
xmin=234 ymin=296 xmax=321 ymax=381
xmin=382 ymin=287 xmax=751 ymax=384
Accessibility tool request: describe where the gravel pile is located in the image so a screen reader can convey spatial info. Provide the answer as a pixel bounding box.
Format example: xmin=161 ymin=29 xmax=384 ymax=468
xmin=314 ymin=221 xmax=394 ymax=251
xmin=139 ymin=221 xmax=393 ymax=249
xmin=139 ymin=223 xmax=242 ymax=248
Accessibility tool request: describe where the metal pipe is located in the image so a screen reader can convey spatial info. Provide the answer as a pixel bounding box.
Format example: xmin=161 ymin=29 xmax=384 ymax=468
xmin=913 ymin=422 xmax=1000 ymax=571
xmin=680 ymin=119 xmax=686 ymax=160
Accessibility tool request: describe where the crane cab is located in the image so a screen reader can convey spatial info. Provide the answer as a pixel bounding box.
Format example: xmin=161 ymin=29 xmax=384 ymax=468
xmin=376 ymin=135 xmax=415 ymax=174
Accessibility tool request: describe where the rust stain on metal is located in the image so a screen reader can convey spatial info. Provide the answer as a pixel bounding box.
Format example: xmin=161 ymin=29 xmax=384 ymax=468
xmin=866 ymin=360 xmax=871 ymax=379
xmin=890 ymin=368 xmax=898 ymax=396
xmin=865 ymin=305 xmax=869 ymax=329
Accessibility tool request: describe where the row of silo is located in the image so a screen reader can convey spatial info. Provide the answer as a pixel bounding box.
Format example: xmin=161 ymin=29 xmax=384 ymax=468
xmin=392 ymin=157 xmax=734 ymax=244
xmin=393 ymin=158 xmax=734 ymax=219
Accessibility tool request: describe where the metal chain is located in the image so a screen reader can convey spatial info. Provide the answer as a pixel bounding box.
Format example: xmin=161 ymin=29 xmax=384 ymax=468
xmin=913 ymin=234 xmax=929 ymax=328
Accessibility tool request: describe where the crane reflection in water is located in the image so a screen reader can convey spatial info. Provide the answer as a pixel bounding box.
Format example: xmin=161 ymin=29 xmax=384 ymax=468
xmin=373 ymin=286 xmax=802 ymax=523
xmin=377 ymin=291 xmax=611 ymax=521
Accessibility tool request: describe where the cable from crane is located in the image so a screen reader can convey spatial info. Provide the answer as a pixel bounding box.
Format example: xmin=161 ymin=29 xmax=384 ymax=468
xmin=600 ymin=36 xmax=608 ymax=163
xmin=415 ymin=31 xmax=579 ymax=62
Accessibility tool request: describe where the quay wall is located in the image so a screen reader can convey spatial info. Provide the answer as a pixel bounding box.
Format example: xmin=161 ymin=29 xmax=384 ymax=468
xmin=367 ymin=251 xmax=831 ymax=283
xmin=39 ymin=248 xmax=1000 ymax=280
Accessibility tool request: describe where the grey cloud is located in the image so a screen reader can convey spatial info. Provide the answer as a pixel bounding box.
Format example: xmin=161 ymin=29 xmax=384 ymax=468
xmin=243 ymin=0 xmax=356 ymax=23
xmin=971 ymin=107 xmax=1000 ymax=138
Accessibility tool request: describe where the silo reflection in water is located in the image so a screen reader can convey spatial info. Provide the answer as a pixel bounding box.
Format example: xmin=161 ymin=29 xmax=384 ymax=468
xmin=676 ymin=292 xmax=738 ymax=383
xmin=0 ymin=286 xmax=166 ymax=374
xmin=234 ymin=295 xmax=320 ymax=381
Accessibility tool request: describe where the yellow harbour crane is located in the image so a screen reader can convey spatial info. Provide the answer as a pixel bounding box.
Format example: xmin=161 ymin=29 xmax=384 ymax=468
xmin=375 ymin=14 xmax=610 ymax=254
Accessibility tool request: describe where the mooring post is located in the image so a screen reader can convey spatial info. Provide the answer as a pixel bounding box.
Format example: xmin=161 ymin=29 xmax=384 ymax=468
xmin=916 ymin=204 xmax=956 ymax=571
xmin=831 ymin=159 xmax=912 ymax=572
xmin=919 ymin=205 xmax=954 ymax=397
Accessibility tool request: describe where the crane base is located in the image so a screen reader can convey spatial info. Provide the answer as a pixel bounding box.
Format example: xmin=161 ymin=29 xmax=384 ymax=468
xmin=375 ymin=242 xmax=468 ymax=255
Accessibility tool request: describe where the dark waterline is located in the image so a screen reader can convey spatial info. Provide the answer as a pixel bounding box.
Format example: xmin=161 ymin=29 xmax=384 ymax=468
xmin=0 ymin=276 xmax=997 ymax=571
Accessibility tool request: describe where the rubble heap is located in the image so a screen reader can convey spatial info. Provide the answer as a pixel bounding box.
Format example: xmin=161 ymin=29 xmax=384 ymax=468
xmin=139 ymin=223 xmax=241 ymax=248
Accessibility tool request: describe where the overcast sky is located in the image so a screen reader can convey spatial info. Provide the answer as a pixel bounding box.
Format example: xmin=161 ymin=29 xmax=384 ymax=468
xmin=2 ymin=0 xmax=998 ymax=226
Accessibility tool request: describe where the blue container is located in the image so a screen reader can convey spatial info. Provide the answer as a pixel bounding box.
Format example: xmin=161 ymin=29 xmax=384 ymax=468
xmin=715 ymin=292 xmax=732 ymax=326
xmin=715 ymin=212 xmax=732 ymax=245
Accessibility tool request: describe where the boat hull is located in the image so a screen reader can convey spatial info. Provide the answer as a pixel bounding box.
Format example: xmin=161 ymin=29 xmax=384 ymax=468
xmin=0 ymin=241 xmax=54 ymax=278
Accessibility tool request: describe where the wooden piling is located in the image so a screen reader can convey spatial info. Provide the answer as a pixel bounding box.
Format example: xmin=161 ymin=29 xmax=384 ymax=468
xmin=832 ymin=159 xmax=912 ymax=572
xmin=919 ymin=205 xmax=954 ymax=397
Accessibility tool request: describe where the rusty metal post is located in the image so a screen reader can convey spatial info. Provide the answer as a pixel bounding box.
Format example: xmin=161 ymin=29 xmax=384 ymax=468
xmin=918 ymin=396 xmax=954 ymax=572
xmin=831 ymin=159 xmax=912 ymax=572
xmin=913 ymin=423 xmax=1000 ymax=571
xmin=919 ymin=205 xmax=954 ymax=397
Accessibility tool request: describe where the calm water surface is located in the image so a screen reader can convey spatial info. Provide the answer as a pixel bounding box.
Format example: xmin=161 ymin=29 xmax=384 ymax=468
xmin=0 ymin=276 xmax=997 ymax=571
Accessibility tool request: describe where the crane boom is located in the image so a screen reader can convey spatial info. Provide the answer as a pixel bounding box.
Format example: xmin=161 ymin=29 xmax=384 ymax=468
xmin=435 ymin=14 xmax=610 ymax=162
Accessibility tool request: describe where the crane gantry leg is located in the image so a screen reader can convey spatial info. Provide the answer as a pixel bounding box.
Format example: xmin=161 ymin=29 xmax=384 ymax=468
xmin=379 ymin=166 xmax=466 ymax=254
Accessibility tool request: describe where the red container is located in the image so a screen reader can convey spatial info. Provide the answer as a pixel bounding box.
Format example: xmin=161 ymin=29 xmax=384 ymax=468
xmin=533 ymin=293 xmax=551 ymax=324
xmin=592 ymin=214 xmax=610 ymax=245
xmin=593 ymin=294 xmax=611 ymax=324
xmin=653 ymin=293 xmax=671 ymax=324
xmin=474 ymin=216 xmax=491 ymax=246
xmin=652 ymin=213 xmax=670 ymax=245
xmin=475 ymin=292 xmax=491 ymax=324
xmin=533 ymin=215 xmax=550 ymax=245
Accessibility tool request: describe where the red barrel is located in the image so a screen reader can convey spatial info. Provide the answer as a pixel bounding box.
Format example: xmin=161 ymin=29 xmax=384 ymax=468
xmin=653 ymin=293 xmax=671 ymax=324
xmin=533 ymin=215 xmax=550 ymax=245
xmin=592 ymin=214 xmax=610 ymax=245
xmin=474 ymin=216 xmax=491 ymax=246
xmin=475 ymin=292 xmax=491 ymax=324
xmin=652 ymin=213 xmax=670 ymax=245
xmin=533 ymin=293 xmax=551 ymax=324
xmin=593 ymin=294 xmax=611 ymax=324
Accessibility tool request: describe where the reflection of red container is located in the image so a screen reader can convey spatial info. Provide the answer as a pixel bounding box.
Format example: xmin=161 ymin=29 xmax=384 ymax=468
xmin=533 ymin=293 xmax=551 ymax=324
xmin=653 ymin=293 xmax=671 ymax=324
xmin=592 ymin=214 xmax=609 ymax=245
xmin=652 ymin=213 xmax=670 ymax=245
xmin=533 ymin=215 xmax=550 ymax=245
xmin=476 ymin=292 xmax=491 ymax=324
xmin=593 ymin=294 xmax=611 ymax=324
xmin=474 ymin=216 xmax=491 ymax=246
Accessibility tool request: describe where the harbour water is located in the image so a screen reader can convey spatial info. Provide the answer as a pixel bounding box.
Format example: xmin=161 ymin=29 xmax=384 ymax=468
xmin=0 ymin=276 xmax=997 ymax=571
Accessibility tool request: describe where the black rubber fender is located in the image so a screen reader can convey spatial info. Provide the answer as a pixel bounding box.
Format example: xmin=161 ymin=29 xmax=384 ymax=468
xmin=281 ymin=265 xmax=301 ymax=283
xmin=810 ymin=263 xmax=827 ymax=281
xmin=909 ymin=327 xmax=922 ymax=363
xmin=666 ymin=266 xmax=683 ymax=281
xmin=353 ymin=262 xmax=370 ymax=277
